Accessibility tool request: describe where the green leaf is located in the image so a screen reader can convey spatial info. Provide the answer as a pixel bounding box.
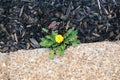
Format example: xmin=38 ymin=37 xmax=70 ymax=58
xmin=65 ymin=29 xmax=73 ymax=38
xmin=42 ymin=28 xmax=48 ymax=33
xmin=64 ymin=40 xmax=69 ymax=44
xmin=49 ymin=50 xmax=55 ymax=59
xmin=57 ymin=49 xmax=64 ymax=56
xmin=69 ymin=36 xmax=77 ymax=42
xmin=56 ymin=45 xmax=65 ymax=56
xmin=40 ymin=31 xmax=58 ymax=48
xmin=40 ymin=37 xmax=46 ymax=41
xmin=45 ymin=35 xmax=55 ymax=41
xmin=50 ymin=31 xmax=57 ymax=41
xmin=71 ymin=39 xmax=79 ymax=46
xmin=52 ymin=43 xmax=59 ymax=48
xmin=52 ymin=31 xmax=57 ymax=37
xmin=40 ymin=39 xmax=54 ymax=47
xmin=68 ymin=30 xmax=77 ymax=39
xmin=61 ymin=43 xmax=66 ymax=50
xmin=64 ymin=29 xmax=78 ymax=43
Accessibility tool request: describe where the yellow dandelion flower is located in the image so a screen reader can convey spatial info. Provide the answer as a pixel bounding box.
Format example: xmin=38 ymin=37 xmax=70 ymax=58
xmin=55 ymin=34 xmax=64 ymax=43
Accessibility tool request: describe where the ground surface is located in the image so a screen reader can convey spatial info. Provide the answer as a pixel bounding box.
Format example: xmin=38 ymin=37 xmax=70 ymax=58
xmin=0 ymin=41 xmax=120 ymax=80
xmin=0 ymin=0 xmax=120 ymax=52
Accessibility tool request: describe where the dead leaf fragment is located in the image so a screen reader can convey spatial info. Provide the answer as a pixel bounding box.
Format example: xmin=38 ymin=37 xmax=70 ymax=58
xmin=48 ymin=21 xmax=57 ymax=29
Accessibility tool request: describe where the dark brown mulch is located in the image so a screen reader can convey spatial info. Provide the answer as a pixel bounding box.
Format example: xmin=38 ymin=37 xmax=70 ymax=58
xmin=0 ymin=0 xmax=120 ymax=53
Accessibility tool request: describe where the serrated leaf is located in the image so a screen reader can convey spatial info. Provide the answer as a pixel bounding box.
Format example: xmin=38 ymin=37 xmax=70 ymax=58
xmin=68 ymin=30 xmax=77 ymax=39
xmin=65 ymin=29 xmax=78 ymax=43
xmin=65 ymin=29 xmax=73 ymax=38
xmin=65 ymin=29 xmax=78 ymax=40
xmin=69 ymin=36 xmax=78 ymax=42
xmin=49 ymin=50 xmax=55 ymax=59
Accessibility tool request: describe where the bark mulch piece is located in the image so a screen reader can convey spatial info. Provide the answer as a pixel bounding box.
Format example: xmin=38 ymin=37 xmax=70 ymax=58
xmin=0 ymin=0 xmax=120 ymax=52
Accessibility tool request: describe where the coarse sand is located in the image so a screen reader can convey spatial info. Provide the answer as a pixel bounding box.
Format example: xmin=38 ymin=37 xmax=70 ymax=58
xmin=0 ymin=41 xmax=120 ymax=80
